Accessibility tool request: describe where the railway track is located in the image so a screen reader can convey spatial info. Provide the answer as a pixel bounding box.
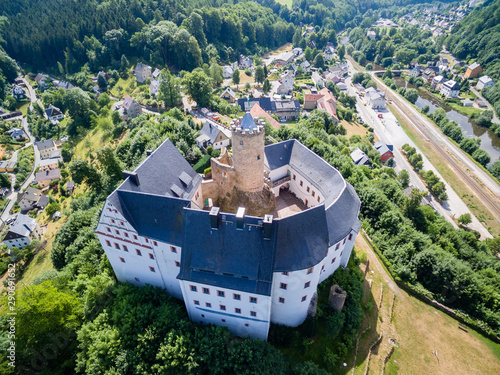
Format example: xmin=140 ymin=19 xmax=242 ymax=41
xmin=378 ymin=77 xmax=500 ymax=223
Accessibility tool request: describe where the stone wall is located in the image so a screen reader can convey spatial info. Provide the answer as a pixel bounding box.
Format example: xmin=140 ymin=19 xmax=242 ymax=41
xmin=232 ymin=127 xmax=265 ymax=193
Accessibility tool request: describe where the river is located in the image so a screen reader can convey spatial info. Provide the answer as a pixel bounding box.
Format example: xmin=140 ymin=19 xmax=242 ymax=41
xmin=395 ymin=77 xmax=500 ymax=166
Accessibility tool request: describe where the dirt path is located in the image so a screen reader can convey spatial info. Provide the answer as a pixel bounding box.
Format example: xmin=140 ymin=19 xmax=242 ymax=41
xmin=352 ymin=234 xmax=500 ymax=375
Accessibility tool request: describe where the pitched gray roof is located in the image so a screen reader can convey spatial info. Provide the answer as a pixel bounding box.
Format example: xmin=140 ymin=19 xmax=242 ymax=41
xmin=35 ymin=139 xmax=55 ymax=151
xmin=34 ymin=168 xmax=61 ymax=182
xmin=325 ymin=183 xmax=361 ymax=245
xmin=264 ymin=139 xmax=294 ymax=170
xmin=3 ymin=214 xmax=37 ymax=240
xmin=199 ymin=122 xmax=231 ymax=144
xmin=114 ymin=138 xmax=202 ymax=200
xmin=178 ymin=208 xmax=276 ymax=296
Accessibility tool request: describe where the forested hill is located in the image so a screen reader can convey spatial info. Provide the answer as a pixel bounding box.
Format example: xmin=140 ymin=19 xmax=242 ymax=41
xmin=445 ymin=0 xmax=500 ymax=81
xmin=0 ymin=0 xmax=294 ymax=70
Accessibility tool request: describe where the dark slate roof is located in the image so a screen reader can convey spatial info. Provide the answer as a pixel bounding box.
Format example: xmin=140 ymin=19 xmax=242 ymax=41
xmin=199 ymin=122 xmax=231 ymax=144
xmin=237 ymin=97 xmax=275 ymax=112
xmin=35 ymin=195 xmax=49 ymax=208
xmin=240 ymin=113 xmax=258 ymax=131
xmin=34 ymin=168 xmax=61 ymax=182
xmin=35 ymin=139 xmax=55 ymax=151
xmin=273 ymin=205 xmax=329 ymax=272
xmin=264 ymin=139 xmax=295 ymax=170
xmin=109 ymin=190 xmax=190 ymax=246
xmin=116 ymin=138 xmax=202 ymax=200
xmin=178 ymin=209 xmax=276 ymax=296
xmin=325 ymin=183 xmax=361 ymax=245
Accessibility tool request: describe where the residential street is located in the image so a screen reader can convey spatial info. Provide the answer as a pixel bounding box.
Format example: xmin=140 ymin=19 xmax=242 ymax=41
xmin=345 ymin=59 xmax=494 ymax=238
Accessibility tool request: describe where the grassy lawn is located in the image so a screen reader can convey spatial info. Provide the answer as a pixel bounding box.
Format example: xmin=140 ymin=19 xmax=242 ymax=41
xmin=341 ymin=120 xmax=371 ymax=139
xmin=275 ymin=0 xmax=293 ymax=8
xmin=237 ymin=70 xmax=255 ymax=85
xmin=447 ymin=102 xmax=482 ymax=117
xmin=15 ymin=101 xmax=30 ymax=116
xmin=389 ymin=106 xmax=500 ymax=236
xmin=109 ymin=75 xmax=136 ymax=99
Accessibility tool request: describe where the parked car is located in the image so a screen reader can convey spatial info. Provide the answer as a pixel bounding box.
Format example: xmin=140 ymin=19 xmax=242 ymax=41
xmin=378 ymin=114 xmax=383 ymax=118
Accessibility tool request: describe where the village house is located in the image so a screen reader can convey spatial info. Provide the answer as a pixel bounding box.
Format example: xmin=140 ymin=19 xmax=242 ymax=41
xmin=34 ymin=168 xmax=61 ymax=189
xmin=53 ymin=80 xmax=74 ymax=90
xmin=250 ymin=103 xmax=281 ymax=129
xmin=35 ymin=139 xmax=57 ymax=160
xmin=374 ymin=142 xmax=394 ymax=163
xmin=66 ymin=181 xmax=76 ymax=194
xmin=0 ymin=160 xmax=15 ymax=172
xmin=300 ymin=60 xmax=311 ymax=72
xmin=440 ymin=80 xmax=460 ymax=98
xmin=367 ymin=30 xmax=376 ymax=39
xmin=196 ymin=122 xmax=232 ymax=150
xmin=12 ymin=85 xmax=27 ymax=100
xmin=18 ymin=187 xmax=43 ymax=211
xmin=134 ymin=62 xmax=152 ymax=83
xmin=274 ymin=100 xmax=301 ymax=121
xmin=411 ymin=64 xmax=424 ymax=77
xmin=39 ymin=156 xmax=62 ymax=171
xmin=422 ymin=67 xmax=439 ymax=82
xmin=431 ymin=75 xmax=446 ymax=90
xmin=312 ymin=71 xmax=324 ymax=89
xmin=7 ymin=128 xmax=25 ymax=142
xmin=304 ymin=88 xmax=338 ymax=123
xmin=45 ymin=104 xmax=65 ymax=122
xmin=276 ymin=71 xmax=295 ymax=95
xmin=237 ymin=97 xmax=274 ymax=113
xmin=223 ymin=66 xmax=234 ymax=79
xmin=476 ymin=76 xmax=494 ymax=91
xmin=220 ymin=87 xmax=237 ymax=103
xmin=121 ymin=95 xmax=142 ymax=119
xmin=2 ymin=215 xmax=41 ymax=249
xmin=274 ymin=51 xmax=295 ymax=66
xmin=149 ymin=80 xmax=160 ymax=97
xmin=152 ymin=68 xmax=161 ymax=80
xmin=292 ymin=47 xmax=303 ymax=56
xmin=323 ymin=47 xmax=335 ymax=61
xmin=464 ymin=62 xmax=482 ymax=79
xmin=365 ymin=87 xmax=386 ymax=109
xmin=34 ymin=73 xmax=51 ymax=89
xmin=239 ymin=56 xmax=253 ymax=69
xmin=350 ymin=148 xmax=370 ymax=167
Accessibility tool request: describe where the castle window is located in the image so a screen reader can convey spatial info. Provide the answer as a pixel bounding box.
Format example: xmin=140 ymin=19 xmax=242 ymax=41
xmin=124 ymin=232 xmax=129 ymax=238
xmin=245 ymin=323 xmax=249 ymax=327
xmin=279 ymin=297 xmax=285 ymax=303
xmin=300 ymin=180 xmax=303 ymax=187
xmin=340 ymin=252 xmax=343 ymax=257
xmin=235 ymin=308 xmax=241 ymax=314
xmin=133 ymin=235 xmax=138 ymax=240
xmin=153 ymin=240 xmax=158 ymax=246
xmin=203 ymin=288 xmax=210 ymax=294
xmin=249 ymin=297 xmax=257 ymax=304
xmin=293 ymin=174 xmax=296 ymax=180
xmin=105 ymin=240 xmax=111 ymax=247
xmin=115 ymin=230 xmax=119 ymax=235
xmin=312 ymin=191 xmax=315 ymax=197
xmin=106 ymin=227 xmax=111 ymax=232
xmin=304 ymin=281 xmax=311 ymax=289
xmin=240 ymin=140 xmax=243 ymax=145
xmin=321 ymin=265 xmax=325 ymax=271
xmin=114 ymin=209 xmax=117 ymax=213
xmin=317 ymin=196 xmax=320 ymax=202
xmin=149 ymin=266 xmax=156 ymax=272
xmin=206 ymin=302 xmax=212 ymax=308
xmin=145 ymin=238 xmax=149 ymax=243
xmin=217 ymin=291 xmax=225 ymax=297
xmin=120 ymin=257 xmax=125 ymax=263
xmin=111 ymin=219 xmax=115 ymax=223
xmin=331 ymin=257 xmax=336 ymax=264
xmin=123 ymin=245 xmax=128 ymax=252
xmin=281 ymin=272 xmax=289 ymax=276
xmin=233 ymin=294 xmax=241 ymax=300
xmin=307 ymin=267 xmax=314 ymax=274
xmin=349 ymin=233 xmax=353 ymax=240
xmin=194 ymin=300 xmax=200 ymax=305
xmin=221 ymin=319 xmax=226 ymax=322
xmin=114 ymin=243 xmax=120 ymax=249
xmin=134 ymin=277 xmax=140 ymax=282
xmin=149 ymin=253 xmax=154 ymax=260
xmin=280 ymin=283 xmax=287 ymax=290
xmin=136 ymin=249 xmax=142 ymax=256
xmin=343 ymin=238 xmax=346 ymax=244
xmin=220 ymin=305 xmax=226 ymax=311
xmin=170 ymin=246 xmax=177 ymax=253
xmin=108 ymin=208 xmax=112 ymax=212
xmin=306 ymin=186 xmax=310 ymax=192
xmin=175 ymin=261 xmax=180 ymax=267
xmin=250 ymin=311 xmax=256 ymax=317
xmin=257 ymin=155 xmax=260 ymax=160
xmin=301 ymin=296 xmax=307 ymax=302
xmin=120 ymin=221 xmax=124 ymax=226
xmin=190 ymin=285 xmax=197 ymax=292
xmin=335 ymin=243 xmax=340 ymax=250
xmin=201 ymin=314 xmax=205 ymax=318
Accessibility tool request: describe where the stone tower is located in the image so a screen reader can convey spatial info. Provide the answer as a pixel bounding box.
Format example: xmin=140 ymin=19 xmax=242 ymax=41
xmin=231 ymin=113 xmax=265 ymax=193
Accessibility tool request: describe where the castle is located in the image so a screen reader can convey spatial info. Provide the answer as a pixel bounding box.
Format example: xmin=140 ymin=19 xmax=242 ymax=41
xmin=96 ymin=113 xmax=361 ymax=340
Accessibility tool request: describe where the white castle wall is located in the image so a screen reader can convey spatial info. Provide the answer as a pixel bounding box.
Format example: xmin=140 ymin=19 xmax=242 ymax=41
xmin=180 ymin=280 xmax=272 ymax=340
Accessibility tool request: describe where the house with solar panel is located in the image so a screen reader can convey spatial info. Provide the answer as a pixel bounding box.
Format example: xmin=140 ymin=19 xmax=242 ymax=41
xmin=96 ymin=113 xmax=361 ymax=340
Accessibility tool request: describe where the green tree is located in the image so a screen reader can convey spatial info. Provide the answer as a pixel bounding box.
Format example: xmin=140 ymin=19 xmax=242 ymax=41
xmin=158 ymin=69 xmax=181 ymax=108
xmin=0 ymin=173 xmax=10 ymax=188
xmin=209 ymin=59 xmax=223 ymax=86
xmin=471 ymin=149 xmax=491 ymax=167
xmin=183 ymin=70 xmax=213 ymax=108
xmin=255 ymin=66 xmax=265 ymax=85
xmin=46 ymin=202 xmax=61 ymax=217
xmin=404 ymin=88 xmax=419 ymax=104
xmin=63 ymin=88 xmax=92 ymax=121
xmin=459 ymin=137 xmax=480 ymax=155
xmin=232 ymin=69 xmax=240 ymax=87
xmin=69 ymin=159 xmax=102 ymax=190
xmin=337 ymin=45 xmax=345 ymax=60
xmin=313 ymin=53 xmax=325 ymax=69
xmin=263 ymin=79 xmax=271 ymax=93
xmin=489 ymin=161 xmax=500 ymax=180
xmin=458 ymin=213 xmax=472 ymax=226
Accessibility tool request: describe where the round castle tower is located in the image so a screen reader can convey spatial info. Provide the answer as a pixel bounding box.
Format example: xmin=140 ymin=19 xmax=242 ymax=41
xmin=231 ymin=113 xmax=265 ymax=193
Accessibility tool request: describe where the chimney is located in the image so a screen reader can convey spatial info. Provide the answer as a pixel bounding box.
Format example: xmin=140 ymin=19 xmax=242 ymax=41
xmin=122 ymin=170 xmax=140 ymax=186
xmin=209 ymin=206 xmax=220 ymax=229
xmin=146 ymin=150 xmax=153 ymax=156
xmin=236 ymin=207 xmax=245 ymax=230
xmin=263 ymin=214 xmax=273 ymax=239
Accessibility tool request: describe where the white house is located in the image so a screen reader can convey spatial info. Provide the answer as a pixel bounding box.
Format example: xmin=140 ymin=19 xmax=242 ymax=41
xmin=7 ymin=128 xmax=25 ymax=142
xmin=324 ymin=47 xmax=335 ymax=61
xmin=365 ymin=87 xmax=386 ymax=109
xmin=367 ymin=30 xmax=376 ymax=39
xmin=239 ymin=56 xmax=253 ymax=69
xmin=223 ymin=66 xmax=234 ymax=79
xmin=12 ymin=85 xmax=27 ymax=100
xmin=134 ymin=62 xmax=152 ymax=83
xmin=149 ymin=80 xmax=161 ymax=97
xmin=312 ymin=71 xmax=324 ymax=89
xmin=300 ymin=60 xmax=311 ymax=72
xmin=45 ymin=104 xmax=64 ymax=122
xmin=277 ymin=71 xmax=295 ymax=95
xmin=476 ymin=76 xmax=494 ymax=91
xmin=431 ymin=75 xmax=446 ymax=90
xmin=440 ymin=80 xmax=460 ymax=98
xmin=196 ymin=122 xmax=232 ymax=150
xmin=95 ymin=119 xmax=361 ymax=340
xmin=2 ymin=215 xmax=41 ymax=249
xmin=35 ymin=139 xmax=57 ymax=160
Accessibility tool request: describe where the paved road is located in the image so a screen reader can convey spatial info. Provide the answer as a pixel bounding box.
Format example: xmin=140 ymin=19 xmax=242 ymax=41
xmin=346 ymin=59 xmax=495 ymax=238
xmin=0 ymin=78 xmax=41 ymax=227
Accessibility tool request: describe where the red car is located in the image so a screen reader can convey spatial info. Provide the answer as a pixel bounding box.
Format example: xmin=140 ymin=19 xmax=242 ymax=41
xmin=378 ymin=114 xmax=383 ymax=118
